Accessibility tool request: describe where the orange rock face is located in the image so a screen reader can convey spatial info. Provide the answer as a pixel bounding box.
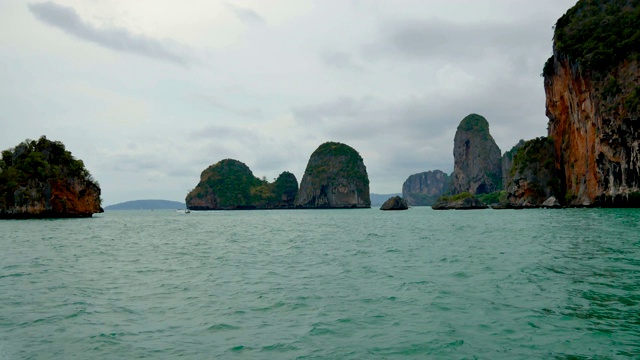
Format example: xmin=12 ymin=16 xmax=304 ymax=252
xmin=545 ymin=58 xmax=640 ymax=205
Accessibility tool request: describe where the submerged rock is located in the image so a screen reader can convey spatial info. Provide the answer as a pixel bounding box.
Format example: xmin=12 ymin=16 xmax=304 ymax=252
xmin=295 ymin=142 xmax=370 ymax=208
xmin=380 ymin=196 xmax=409 ymax=211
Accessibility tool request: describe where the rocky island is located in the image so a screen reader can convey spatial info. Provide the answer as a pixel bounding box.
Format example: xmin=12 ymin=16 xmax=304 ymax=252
xmin=543 ymin=0 xmax=640 ymax=207
xmin=0 ymin=136 xmax=103 ymax=218
xmin=402 ymin=170 xmax=449 ymax=206
xmin=294 ymin=142 xmax=371 ymax=208
xmin=186 ymin=159 xmax=298 ymax=210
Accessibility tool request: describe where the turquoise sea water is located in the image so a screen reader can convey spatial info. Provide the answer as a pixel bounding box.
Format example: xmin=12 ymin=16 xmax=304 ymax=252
xmin=1 ymin=208 xmax=639 ymax=359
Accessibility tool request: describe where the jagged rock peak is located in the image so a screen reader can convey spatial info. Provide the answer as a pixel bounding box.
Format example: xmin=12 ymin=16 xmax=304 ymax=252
xmin=402 ymin=170 xmax=449 ymax=206
xmin=450 ymin=114 xmax=502 ymax=195
xmin=295 ymin=141 xmax=370 ymax=208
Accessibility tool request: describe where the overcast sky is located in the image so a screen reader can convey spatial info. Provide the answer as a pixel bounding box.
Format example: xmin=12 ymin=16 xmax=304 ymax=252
xmin=0 ymin=0 xmax=577 ymax=205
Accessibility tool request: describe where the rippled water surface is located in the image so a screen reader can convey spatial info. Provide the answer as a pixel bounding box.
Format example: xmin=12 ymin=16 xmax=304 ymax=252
xmin=1 ymin=208 xmax=639 ymax=359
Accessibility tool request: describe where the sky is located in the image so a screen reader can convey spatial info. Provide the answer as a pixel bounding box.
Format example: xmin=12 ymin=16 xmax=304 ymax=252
xmin=0 ymin=0 xmax=578 ymax=205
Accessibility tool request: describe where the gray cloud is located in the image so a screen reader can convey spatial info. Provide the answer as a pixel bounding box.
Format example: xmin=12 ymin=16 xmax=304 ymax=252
xmin=224 ymin=2 xmax=265 ymax=25
xmin=28 ymin=2 xmax=190 ymax=65
xmin=365 ymin=18 xmax=548 ymax=62
xmin=320 ymin=51 xmax=363 ymax=71
xmin=190 ymin=94 xmax=264 ymax=118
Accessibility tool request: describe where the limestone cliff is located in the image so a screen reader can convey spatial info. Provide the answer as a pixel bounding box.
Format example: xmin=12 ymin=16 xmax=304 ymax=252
xmin=450 ymin=114 xmax=502 ymax=195
xmin=544 ymin=0 xmax=640 ymax=206
xmin=295 ymin=142 xmax=370 ymax=208
xmin=0 ymin=136 xmax=102 ymax=218
xmin=186 ymin=159 xmax=298 ymax=210
xmin=402 ymin=170 xmax=449 ymax=206
xmin=504 ymin=137 xmax=561 ymax=207
xmin=501 ymin=140 xmax=525 ymax=189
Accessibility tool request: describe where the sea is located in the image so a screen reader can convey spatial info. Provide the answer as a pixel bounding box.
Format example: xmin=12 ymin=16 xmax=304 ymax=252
xmin=1 ymin=207 xmax=639 ymax=359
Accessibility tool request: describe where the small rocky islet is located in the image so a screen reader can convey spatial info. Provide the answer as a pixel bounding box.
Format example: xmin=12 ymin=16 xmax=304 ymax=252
xmin=0 ymin=136 xmax=103 ymax=218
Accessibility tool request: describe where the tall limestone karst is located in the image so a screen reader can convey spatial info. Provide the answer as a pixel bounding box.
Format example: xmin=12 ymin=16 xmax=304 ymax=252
xmin=186 ymin=159 xmax=298 ymax=210
xmin=402 ymin=170 xmax=450 ymax=206
xmin=295 ymin=142 xmax=370 ymax=208
xmin=544 ymin=0 xmax=640 ymax=206
xmin=450 ymin=114 xmax=502 ymax=195
xmin=0 ymin=136 xmax=103 ymax=218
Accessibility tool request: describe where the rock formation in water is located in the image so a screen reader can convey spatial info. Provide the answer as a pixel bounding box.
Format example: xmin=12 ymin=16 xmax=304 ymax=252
xmin=504 ymin=137 xmax=561 ymax=208
xmin=431 ymin=192 xmax=488 ymax=210
xmin=380 ymin=196 xmax=409 ymax=211
xmin=544 ymin=0 xmax=640 ymax=206
xmin=185 ymin=159 xmax=298 ymax=210
xmin=501 ymin=140 xmax=525 ymax=189
xmin=402 ymin=170 xmax=450 ymax=206
xmin=294 ymin=142 xmax=370 ymax=208
xmin=0 ymin=136 xmax=103 ymax=218
xmin=450 ymin=114 xmax=502 ymax=195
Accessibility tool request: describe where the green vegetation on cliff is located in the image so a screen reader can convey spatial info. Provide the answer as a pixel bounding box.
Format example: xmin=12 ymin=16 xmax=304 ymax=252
xmin=304 ymin=142 xmax=370 ymax=187
xmin=548 ymin=0 xmax=640 ymax=75
xmin=457 ymin=114 xmax=491 ymax=140
xmin=295 ymin=142 xmax=370 ymax=208
xmin=1 ymin=136 xmax=100 ymax=210
xmin=186 ymin=159 xmax=298 ymax=209
xmin=511 ymin=137 xmax=555 ymax=176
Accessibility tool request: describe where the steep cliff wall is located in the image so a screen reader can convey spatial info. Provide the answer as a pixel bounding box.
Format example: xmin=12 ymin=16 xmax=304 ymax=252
xmin=505 ymin=137 xmax=561 ymax=207
xmin=450 ymin=114 xmax=502 ymax=195
xmin=544 ymin=0 xmax=640 ymax=206
xmin=402 ymin=170 xmax=449 ymax=206
xmin=501 ymin=140 xmax=525 ymax=189
xmin=295 ymin=142 xmax=370 ymax=208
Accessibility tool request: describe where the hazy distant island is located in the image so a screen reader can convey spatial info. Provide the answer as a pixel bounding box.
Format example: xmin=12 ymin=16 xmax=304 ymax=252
xmin=0 ymin=136 xmax=103 ymax=218
xmin=104 ymin=200 xmax=186 ymax=211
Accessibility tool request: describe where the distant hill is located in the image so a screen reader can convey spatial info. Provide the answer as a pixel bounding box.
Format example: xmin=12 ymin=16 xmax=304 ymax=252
xmin=370 ymin=193 xmax=402 ymax=207
xmin=104 ymin=199 xmax=185 ymax=210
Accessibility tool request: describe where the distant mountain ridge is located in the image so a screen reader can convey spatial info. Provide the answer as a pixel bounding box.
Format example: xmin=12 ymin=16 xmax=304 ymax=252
xmin=104 ymin=199 xmax=185 ymax=210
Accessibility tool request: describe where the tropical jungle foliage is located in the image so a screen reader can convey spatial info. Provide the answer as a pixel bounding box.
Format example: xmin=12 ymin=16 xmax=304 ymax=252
xmin=550 ymin=0 xmax=640 ymax=75
xmin=0 ymin=136 xmax=99 ymax=208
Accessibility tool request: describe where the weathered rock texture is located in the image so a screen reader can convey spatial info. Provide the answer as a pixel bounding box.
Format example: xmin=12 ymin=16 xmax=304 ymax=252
xmin=505 ymin=137 xmax=561 ymax=208
xmin=0 ymin=136 xmax=102 ymax=218
xmin=295 ymin=142 xmax=370 ymax=208
xmin=451 ymin=114 xmax=502 ymax=195
xmin=502 ymin=140 xmax=525 ymax=189
xmin=402 ymin=170 xmax=450 ymax=206
xmin=431 ymin=194 xmax=488 ymax=210
xmin=186 ymin=159 xmax=298 ymax=210
xmin=380 ymin=196 xmax=408 ymax=211
xmin=544 ymin=0 xmax=640 ymax=206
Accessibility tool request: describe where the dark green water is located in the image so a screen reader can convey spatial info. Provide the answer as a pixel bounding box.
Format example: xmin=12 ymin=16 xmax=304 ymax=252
xmin=1 ymin=208 xmax=639 ymax=359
